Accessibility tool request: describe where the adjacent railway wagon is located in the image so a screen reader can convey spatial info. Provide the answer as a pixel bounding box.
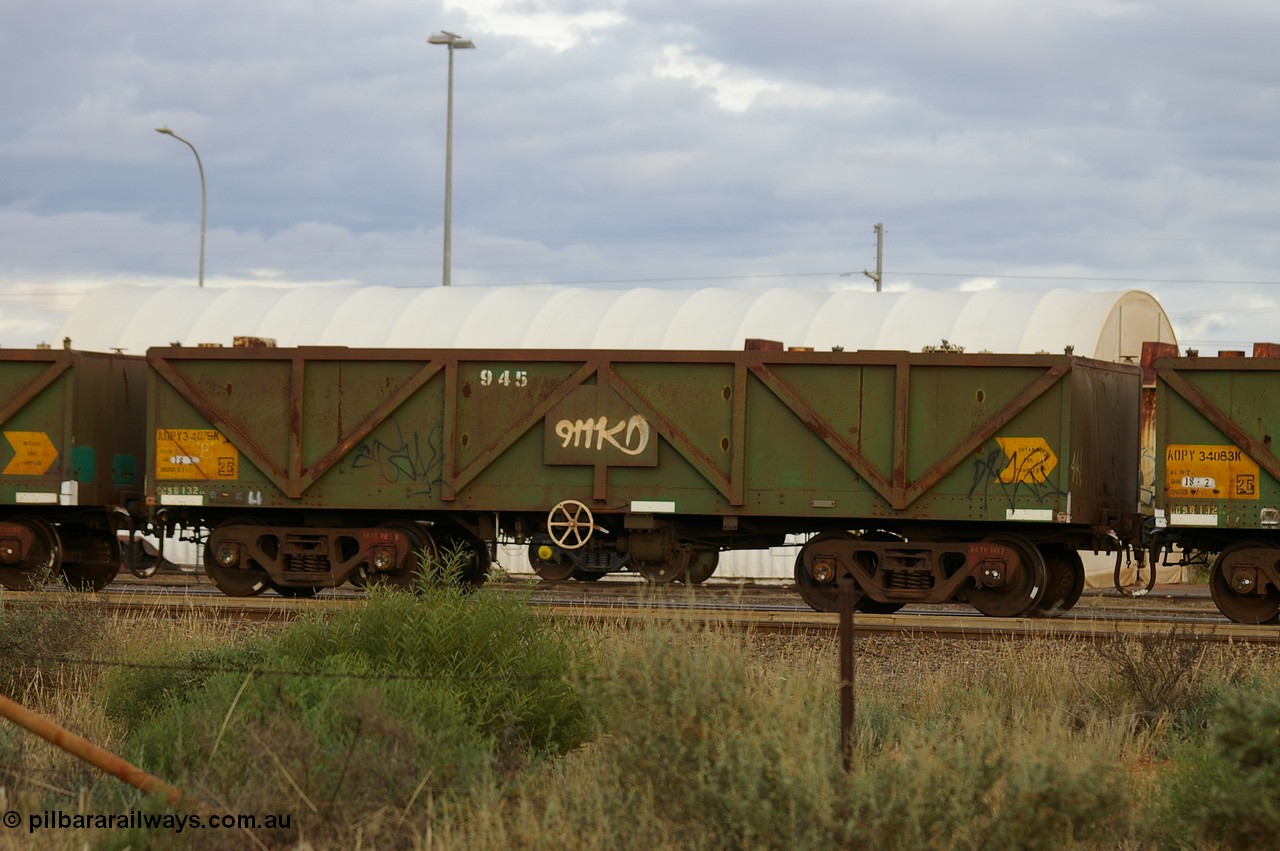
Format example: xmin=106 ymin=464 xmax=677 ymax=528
xmin=1153 ymin=343 xmax=1280 ymax=623
xmin=0 ymin=349 xmax=147 ymax=590
xmin=146 ymin=345 xmax=1140 ymax=616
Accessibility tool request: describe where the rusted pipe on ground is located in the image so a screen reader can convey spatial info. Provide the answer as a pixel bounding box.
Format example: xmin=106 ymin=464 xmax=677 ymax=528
xmin=0 ymin=692 xmax=184 ymax=806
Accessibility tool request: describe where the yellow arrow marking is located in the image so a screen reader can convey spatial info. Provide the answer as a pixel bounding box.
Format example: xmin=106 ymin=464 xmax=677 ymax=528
xmin=994 ymin=437 xmax=1058 ymax=485
xmin=2 ymin=431 xmax=58 ymax=476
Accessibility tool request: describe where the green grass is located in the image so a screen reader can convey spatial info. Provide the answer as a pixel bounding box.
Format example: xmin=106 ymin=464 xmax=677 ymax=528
xmin=0 ymin=582 xmax=1277 ymax=850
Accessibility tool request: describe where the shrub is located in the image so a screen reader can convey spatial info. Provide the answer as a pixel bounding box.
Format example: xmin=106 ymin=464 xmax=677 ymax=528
xmin=846 ymin=702 xmax=1136 ymax=850
xmin=100 ymin=571 xmax=594 ymax=846
xmin=1158 ymin=680 xmax=1280 ymax=847
xmin=449 ymin=626 xmax=1142 ymax=851
xmin=0 ymin=590 xmax=108 ymax=700
xmin=1090 ymin=629 xmax=1228 ymax=729
xmin=454 ymin=622 xmax=847 ymax=850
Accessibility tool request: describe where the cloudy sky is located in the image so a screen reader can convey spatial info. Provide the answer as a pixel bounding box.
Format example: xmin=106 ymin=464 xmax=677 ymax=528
xmin=3 ymin=1 xmax=1279 ymax=351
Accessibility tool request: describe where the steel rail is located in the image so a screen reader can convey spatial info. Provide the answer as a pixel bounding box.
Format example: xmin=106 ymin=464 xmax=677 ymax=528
xmin=4 ymin=586 xmax=1272 ymax=643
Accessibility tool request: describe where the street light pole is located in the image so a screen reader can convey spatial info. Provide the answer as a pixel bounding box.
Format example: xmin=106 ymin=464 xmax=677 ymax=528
xmin=428 ymin=31 xmax=475 ymax=287
xmin=155 ymin=127 xmax=206 ymax=288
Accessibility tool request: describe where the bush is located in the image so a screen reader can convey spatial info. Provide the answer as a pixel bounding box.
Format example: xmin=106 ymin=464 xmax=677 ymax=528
xmin=1090 ymin=629 xmax=1235 ymax=730
xmin=454 ymin=623 xmax=846 ymax=850
xmin=0 ymin=591 xmax=108 ymax=700
xmin=592 ymin=627 xmax=836 ymax=848
xmin=847 ymin=702 xmax=1135 ymax=850
xmin=100 ymin=577 xmax=594 ymax=846
xmin=1159 ymin=680 xmax=1280 ymax=847
xmin=0 ymin=589 xmax=114 ymax=816
xmin=450 ymin=626 xmax=1142 ymax=851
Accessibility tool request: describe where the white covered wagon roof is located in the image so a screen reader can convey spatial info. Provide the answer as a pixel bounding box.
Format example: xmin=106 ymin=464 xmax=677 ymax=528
xmin=58 ymin=284 xmax=1175 ymax=362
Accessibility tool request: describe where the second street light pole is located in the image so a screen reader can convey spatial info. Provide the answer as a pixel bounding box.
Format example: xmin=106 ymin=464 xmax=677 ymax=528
xmin=155 ymin=127 xmax=206 ymax=288
xmin=428 ymin=31 xmax=475 ymax=287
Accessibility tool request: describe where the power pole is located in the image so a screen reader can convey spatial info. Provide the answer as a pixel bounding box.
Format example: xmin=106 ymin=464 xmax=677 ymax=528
xmin=863 ymin=223 xmax=883 ymax=291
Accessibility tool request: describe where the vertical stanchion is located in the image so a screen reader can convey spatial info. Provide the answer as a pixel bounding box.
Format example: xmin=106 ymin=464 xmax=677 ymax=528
xmin=839 ymin=571 xmax=855 ymax=772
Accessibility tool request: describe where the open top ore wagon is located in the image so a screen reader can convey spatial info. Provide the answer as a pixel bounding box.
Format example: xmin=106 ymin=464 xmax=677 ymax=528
xmin=0 ymin=348 xmax=147 ymax=590
xmin=1151 ymin=343 xmax=1280 ymax=623
xmin=146 ymin=344 xmax=1140 ymax=615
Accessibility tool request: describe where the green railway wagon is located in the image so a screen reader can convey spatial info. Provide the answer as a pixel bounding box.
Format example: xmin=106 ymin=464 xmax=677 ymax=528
xmin=0 ymin=349 xmax=148 ymax=590
xmin=1152 ymin=343 xmax=1280 ymax=623
xmin=147 ymin=345 xmax=1140 ymax=616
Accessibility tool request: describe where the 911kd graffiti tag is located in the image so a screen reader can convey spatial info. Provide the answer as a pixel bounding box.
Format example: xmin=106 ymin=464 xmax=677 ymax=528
xmin=555 ymin=415 xmax=650 ymax=456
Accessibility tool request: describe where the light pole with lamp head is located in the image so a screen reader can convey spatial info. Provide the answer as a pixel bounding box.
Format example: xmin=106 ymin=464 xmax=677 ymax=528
xmin=427 ymin=31 xmax=475 ymax=287
xmin=155 ymin=127 xmax=206 ymax=288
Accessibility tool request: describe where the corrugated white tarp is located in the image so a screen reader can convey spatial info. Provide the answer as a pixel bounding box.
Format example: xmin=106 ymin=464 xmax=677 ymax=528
xmin=59 ymin=284 xmax=1175 ymax=363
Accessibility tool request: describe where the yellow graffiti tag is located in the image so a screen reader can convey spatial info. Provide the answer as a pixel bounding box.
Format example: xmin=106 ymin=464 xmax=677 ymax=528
xmin=2 ymin=431 xmax=58 ymax=476
xmin=994 ymin=437 xmax=1058 ymax=485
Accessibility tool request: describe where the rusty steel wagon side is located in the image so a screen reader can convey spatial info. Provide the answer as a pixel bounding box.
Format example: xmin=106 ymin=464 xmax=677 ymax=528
xmin=1151 ymin=343 xmax=1280 ymax=623
xmin=0 ymin=349 xmax=148 ymax=590
xmin=145 ymin=345 xmax=1140 ymax=616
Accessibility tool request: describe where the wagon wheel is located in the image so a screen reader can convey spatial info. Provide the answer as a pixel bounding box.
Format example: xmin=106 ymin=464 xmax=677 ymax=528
xmin=967 ymin=535 xmax=1047 ymax=618
xmin=794 ymin=530 xmax=898 ymax=613
xmin=368 ymin=521 xmax=437 ymax=591
xmin=60 ymin=527 xmax=122 ymax=592
xmin=793 ymin=530 xmax=856 ymax=613
xmin=1210 ymin=540 xmax=1280 ymax=624
xmin=1032 ymin=545 xmax=1085 ymax=617
xmin=677 ymin=548 xmax=719 ymax=585
xmin=270 ymin=581 xmax=320 ymax=598
xmin=0 ymin=515 xmax=61 ymax=591
xmin=203 ymin=517 xmax=271 ymax=597
xmin=126 ymin=537 xmax=161 ymax=579
xmin=547 ymin=500 xmax=596 ymax=550
xmin=528 ymin=540 xmax=574 ymax=582
xmin=637 ymin=549 xmax=688 ymax=584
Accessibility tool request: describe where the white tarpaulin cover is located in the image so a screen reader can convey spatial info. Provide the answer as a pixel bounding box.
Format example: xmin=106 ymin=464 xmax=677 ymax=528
xmin=58 ymin=283 xmax=1175 ymax=363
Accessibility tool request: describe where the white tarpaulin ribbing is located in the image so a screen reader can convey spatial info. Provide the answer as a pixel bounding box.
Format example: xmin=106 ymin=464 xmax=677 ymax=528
xmin=58 ymin=284 xmax=1176 ymax=363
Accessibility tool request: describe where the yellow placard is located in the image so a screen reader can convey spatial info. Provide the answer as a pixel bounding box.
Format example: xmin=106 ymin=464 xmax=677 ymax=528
xmin=2 ymin=431 xmax=57 ymax=476
xmin=155 ymin=429 xmax=239 ymax=480
xmin=1165 ymin=444 xmax=1259 ymax=500
xmin=994 ymin=436 xmax=1058 ymax=484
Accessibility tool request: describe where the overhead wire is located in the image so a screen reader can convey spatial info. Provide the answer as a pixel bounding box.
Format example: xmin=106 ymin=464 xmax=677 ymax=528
xmin=3 ymin=226 xmax=1280 ymax=291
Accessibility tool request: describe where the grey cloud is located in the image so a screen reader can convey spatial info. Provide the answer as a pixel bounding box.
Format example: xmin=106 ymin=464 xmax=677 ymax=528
xmin=2 ymin=1 xmax=1280 ymax=349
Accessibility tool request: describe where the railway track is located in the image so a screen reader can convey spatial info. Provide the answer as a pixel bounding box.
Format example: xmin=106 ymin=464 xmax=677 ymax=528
xmin=4 ymin=574 xmax=1274 ymax=644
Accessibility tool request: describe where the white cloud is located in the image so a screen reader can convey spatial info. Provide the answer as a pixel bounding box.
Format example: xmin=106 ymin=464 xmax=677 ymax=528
xmin=655 ymin=44 xmax=782 ymax=112
xmin=443 ymin=0 xmax=626 ymax=51
xmin=959 ymin=277 xmax=1000 ymax=292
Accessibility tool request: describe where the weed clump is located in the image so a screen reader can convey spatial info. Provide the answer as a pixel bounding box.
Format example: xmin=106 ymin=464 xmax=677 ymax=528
xmin=1090 ymin=629 xmax=1249 ymax=732
xmin=1158 ymin=680 xmax=1280 ymax=847
xmin=0 ymin=590 xmax=108 ymax=700
xmin=453 ymin=626 xmax=1141 ymax=851
xmin=101 ymin=546 xmax=593 ymax=847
